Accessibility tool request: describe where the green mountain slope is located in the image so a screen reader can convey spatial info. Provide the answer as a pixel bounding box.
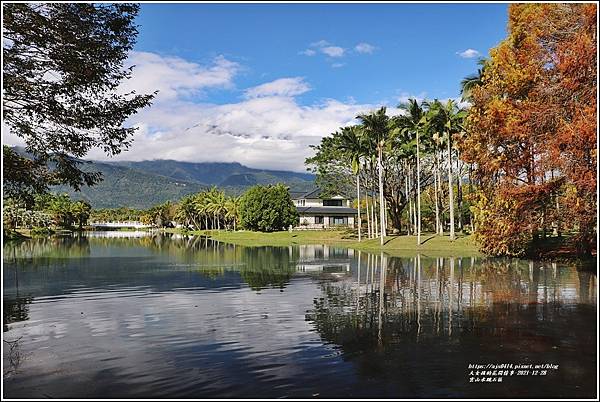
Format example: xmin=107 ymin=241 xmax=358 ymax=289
xmin=53 ymin=161 xmax=207 ymax=209
xmin=110 ymin=159 xmax=315 ymax=187
xmin=10 ymin=147 xmax=315 ymax=208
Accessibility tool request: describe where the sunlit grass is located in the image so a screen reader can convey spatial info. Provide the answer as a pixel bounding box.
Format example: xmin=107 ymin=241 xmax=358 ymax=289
xmin=179 ymin=228 xmax=483 ymax=256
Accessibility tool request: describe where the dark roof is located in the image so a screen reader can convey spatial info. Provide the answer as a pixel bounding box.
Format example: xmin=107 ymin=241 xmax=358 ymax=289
xmin=291 ymin=187 xmax=351 ymax=200
xmin=288 ymin=190 xmax=307 ymax=199
xmin=299 ymin=188 xmax=324 ymax=199
xmin=297 ymin=206 xmax=357 ymax=215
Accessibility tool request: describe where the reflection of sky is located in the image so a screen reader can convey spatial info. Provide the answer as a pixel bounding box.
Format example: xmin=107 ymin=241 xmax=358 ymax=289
xmin=4 ymin=277 xmax=359 ymax=398
xmin=2 ymin=236 xmax=597 ymax=398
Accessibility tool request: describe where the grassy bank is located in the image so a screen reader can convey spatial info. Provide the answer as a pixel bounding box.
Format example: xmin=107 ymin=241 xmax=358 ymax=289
xmin=176 ymin=229 xmax=483 ymax=257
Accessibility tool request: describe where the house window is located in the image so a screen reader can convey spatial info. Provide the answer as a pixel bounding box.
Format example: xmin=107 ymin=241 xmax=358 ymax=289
xmin=297 ymin=199 xmax=305 ymax=206
xmin=315 ymin=216 xmax=324 ymax=224
xmin=323 ymin=199 xmax=343 ymax=207
xmin=331 ymin=216 xmax=347 ymax=225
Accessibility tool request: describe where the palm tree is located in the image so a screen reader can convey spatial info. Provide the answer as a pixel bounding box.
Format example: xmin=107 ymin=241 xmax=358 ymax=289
xmin=206 ymin=188 xmax=226 ymax=230
xmin=397 ymin=99 xmax=426 ymax=245
xmin=428 ymin=100 xmax=466 ymax=241
xmin=422 ymin=101 xmax=445 ymax=236
xmin=338 ymin=125 xmax=365 ymax=241
xmin=460 ymin=58 xmax=488 ymax=102
xmin=357 ymin=107 xmax=390 ymax=246
xmin=225 ymin=196 xmax=240 ymax=231
xmin=176 ymin=195 xmax=198 ymax=229
xmin=71 ymin=200 xmax=91 ymax=230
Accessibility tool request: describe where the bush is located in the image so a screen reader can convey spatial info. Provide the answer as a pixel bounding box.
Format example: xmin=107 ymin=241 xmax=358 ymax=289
xmin=238 ymin=184 xmax=299 ymax=232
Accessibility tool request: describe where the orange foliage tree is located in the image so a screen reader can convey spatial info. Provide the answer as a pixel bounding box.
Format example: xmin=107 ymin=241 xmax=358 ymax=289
xmin=459 ymin=3 xmax=597 ymax=256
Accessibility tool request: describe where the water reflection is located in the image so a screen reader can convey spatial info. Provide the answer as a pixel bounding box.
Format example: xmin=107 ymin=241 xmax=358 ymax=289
xmin=306 ymin=253 xmax=597 ymax=397
xmin=2 ymin=234 xmax=597 ymax=398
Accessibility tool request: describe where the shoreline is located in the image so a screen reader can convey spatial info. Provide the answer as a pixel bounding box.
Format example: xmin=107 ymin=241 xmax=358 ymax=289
xmin=5 ymin=228 xmax=596 ymax=267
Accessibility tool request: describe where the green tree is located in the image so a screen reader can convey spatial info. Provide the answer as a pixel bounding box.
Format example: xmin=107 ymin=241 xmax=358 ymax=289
xmin=396 ymin=99 xmax=426 ymax=244
xmin=225 ymin=196 xmax=241 ymax=231
xmin=71 ymin=200 xmax=92 ymax=230
xmin=238 ymin=184 xmax=299 ymax=232
xmin=3 ymin=3 xmax=155 ymax=196
xmin=460 ymin=58 xmax=488 ymax=102
xmin=46 ymin=194 xmax=74 ymax=228
xmin=337 ymin=126 xmax=365 ymax=241
xmin=427 ymin=100 xmax=466 ymax=241
xmin=3 ymin=146 xmax=54 ymax=207
xmin=175 ymin=195 xmax=198 ymax=229
xmin=357 ymin=107 xmax=391 ymax=245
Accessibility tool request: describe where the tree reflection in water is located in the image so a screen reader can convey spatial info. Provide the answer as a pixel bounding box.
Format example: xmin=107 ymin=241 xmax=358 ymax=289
xmin=306 ymin=253 xmax=596 ymax=386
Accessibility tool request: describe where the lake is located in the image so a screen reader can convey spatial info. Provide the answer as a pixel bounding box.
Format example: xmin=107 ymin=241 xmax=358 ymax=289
xmin=2 ymin=233 xmax=597 ymax=398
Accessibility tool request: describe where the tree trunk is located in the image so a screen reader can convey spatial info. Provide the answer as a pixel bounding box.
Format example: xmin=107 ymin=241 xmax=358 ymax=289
xmin=412 ymin=166 xmax=417 ymax=235
xmin=356 ymin=174 xmax=362 ymax=241
xmin=447 ymin=136 xmax=455 ymax=241
xmin=373 ymin=195 xmax=378 ymax=239
xmin=378 ymin=146 xmax=385 ymax=246
xmin=456 ymin=149 xmax=463 ymax=232
xmin=365 ymin=189 xmax=371 ymax=238
xmin=416 ymin=130 xmax=421 ymax=245
xmin=404 ymin=162 xmax=411 ymax=236
xmin=434 ymin=149 xmax=440 ymax=235
xmin=407 ymin=164 xmax=413 ymax=236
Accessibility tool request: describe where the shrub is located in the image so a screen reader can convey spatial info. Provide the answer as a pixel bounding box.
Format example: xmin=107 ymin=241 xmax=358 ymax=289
xmin=238 ymin=184 xmax=299 ymax=232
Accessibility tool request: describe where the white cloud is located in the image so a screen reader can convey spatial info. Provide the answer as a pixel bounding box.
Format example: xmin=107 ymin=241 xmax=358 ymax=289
xmin=2 ymin=50 xmax=407 ymax=172
xmin=83 ymin=94 xmax=379 ymax=172
xmin=320 ymin=46 xmax=345 ymax=58
xmin=76 ymin=51 xmax=386 ymax=171
xmin=119 ymin=51 xmax=240 ymax=101
xmin=244 ymin=77 xmax=311 ymax=98
xmin=310 ymin=40 xmax=331 ymax=48
xmin=354 ymin=42 xmax=376 ymax=54
xmin=456 ymin=48 xmax=481 ymax=59
xmin=331 ymin=63 xmax=345 ymax=69
xmin=301 ymin=40 xmax=346 ymax=59
xmin=298 ymin=49 xmax=316 ymax=56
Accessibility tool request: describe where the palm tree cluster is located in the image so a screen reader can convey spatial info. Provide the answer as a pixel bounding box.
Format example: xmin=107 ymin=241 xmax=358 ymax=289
xmin=171 ymin=188 xmax=241 ymax=231
xmin=309 ymin=98 xmax=469 ymax=244
xmin=3 ymin=193 xmax=91 ymax=230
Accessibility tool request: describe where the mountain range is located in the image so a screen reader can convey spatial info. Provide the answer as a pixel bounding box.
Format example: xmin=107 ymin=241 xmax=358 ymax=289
xmin=56 ymin=159 xmax=315 ymax=209
xmin=10 ymin=148 xmax=315 ymax=209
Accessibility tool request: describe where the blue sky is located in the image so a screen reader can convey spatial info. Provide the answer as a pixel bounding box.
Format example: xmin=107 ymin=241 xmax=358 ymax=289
xmin=5 ymin=3 xmax=510 ymax=171
xmin=134 ymin=3 xmax=508 ymax=105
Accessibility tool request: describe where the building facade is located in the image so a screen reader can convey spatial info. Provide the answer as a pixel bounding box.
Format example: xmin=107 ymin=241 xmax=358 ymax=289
xmin=289 ymin=188 xmax=357 ymax=229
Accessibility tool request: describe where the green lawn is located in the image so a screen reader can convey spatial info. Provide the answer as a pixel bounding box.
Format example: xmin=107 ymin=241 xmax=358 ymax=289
xmin=180 ymin=229 xmax=483 ymax=257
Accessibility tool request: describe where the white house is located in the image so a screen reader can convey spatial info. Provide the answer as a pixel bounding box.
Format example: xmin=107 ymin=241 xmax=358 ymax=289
xmin=289 ymin=188 xmax=357 ymax=229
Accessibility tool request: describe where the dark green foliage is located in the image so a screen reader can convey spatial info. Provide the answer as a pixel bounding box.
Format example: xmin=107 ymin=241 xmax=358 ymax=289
xmin=3 ymin=3 xmax=155 ymax=194
xmin=3 ymin=146 xmax=53 ymax=207
xmin=238 ymin=184 xmax=299 ymax=232
xmin=305 ymin=136 xmax=355 ymax=198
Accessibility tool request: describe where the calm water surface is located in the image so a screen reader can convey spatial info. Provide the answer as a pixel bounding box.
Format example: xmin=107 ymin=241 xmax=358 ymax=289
xmin=2 ymin=233 xmax=597 ymax=398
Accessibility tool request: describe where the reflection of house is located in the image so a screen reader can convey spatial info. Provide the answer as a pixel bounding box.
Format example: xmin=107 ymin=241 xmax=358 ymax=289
xmin=290 ymin=188 xmax=357 ymax=229
xmin=294 ymin=245 xmax=353 ymax=274
xmin=295 ymin=244 xmax=355 ymax=261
